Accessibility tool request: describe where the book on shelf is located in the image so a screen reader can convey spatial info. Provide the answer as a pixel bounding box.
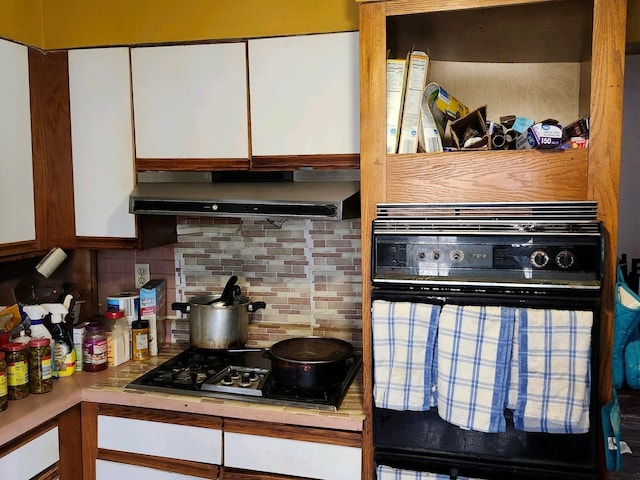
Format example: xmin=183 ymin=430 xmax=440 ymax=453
xmin=386 ymin=57 xmax=408 ymax=154
xmin=397 ymin=50 xmax=430 ymax=154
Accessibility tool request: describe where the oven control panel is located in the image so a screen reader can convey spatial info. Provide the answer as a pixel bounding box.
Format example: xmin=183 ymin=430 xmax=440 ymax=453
xmin=372 ymin=234 xmax=603 ymax=286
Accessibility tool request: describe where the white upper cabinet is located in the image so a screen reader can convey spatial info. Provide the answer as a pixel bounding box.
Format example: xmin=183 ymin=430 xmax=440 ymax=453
xmin=131 ymin=43 xmax=249 ymax=159
xmin=68 ymin=47 xmax=137 ymax=238
xmin=0 ymin=39 xmax=35 ymax=245
xmin=248 ymin=32 xmax=360 ymax=156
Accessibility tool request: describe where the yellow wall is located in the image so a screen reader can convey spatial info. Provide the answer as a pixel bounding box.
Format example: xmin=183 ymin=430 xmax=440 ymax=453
xmin=1 ymin=0 xmax=637 ymax=50
xmin=0 ymin=0 xmax=43 ymax=47
xmin=2 ymin=0 xmax=359 ymax=50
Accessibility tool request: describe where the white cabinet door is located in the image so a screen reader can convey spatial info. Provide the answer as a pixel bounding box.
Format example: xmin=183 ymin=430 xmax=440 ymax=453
xmin=248 ymin=32 xmax=360 ymax=156
xmin=0 ymin=426 xmax=59 ymax=479
xmin=224 ymin=432 xmax=361 ymax=480
xmin=68 ymin=47 xmax=137 ymax=238
xmin=0 ymin=39 xmax=35 ymax=244
xmin=131 ymin=43 xmax=249 ymax=159
xmin=96 ymin=459 xmax=207 ymax=480
xmin=98 ymin=415 xmax=222 ymax=464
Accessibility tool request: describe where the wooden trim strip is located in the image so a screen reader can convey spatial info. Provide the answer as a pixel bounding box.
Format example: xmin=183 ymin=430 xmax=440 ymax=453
xmin=223 ymin=418 xmax=361 ymax=448
xmin=136 ymin=158 xmax=249 ymax=172
xmin=97 ymin=404 xmax=223 ymax=429
xmin=98 ymin=449 xmax=219 ymax=478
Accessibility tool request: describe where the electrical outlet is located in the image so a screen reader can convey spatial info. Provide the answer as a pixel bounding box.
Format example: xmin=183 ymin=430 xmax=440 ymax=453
xmin=135 ymin=263 xmax=150 ymax=288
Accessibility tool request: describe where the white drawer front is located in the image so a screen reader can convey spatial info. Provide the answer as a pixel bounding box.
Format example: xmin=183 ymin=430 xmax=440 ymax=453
xmin=224 ymin=432 xmax=361 ymax=480
xmin=0 ymin=426 xmax=59 ymax=479
xmin=98 ymin=415 xmax=221 ymax=464
xmin=96 ymin=459 xmax=207 ymax=480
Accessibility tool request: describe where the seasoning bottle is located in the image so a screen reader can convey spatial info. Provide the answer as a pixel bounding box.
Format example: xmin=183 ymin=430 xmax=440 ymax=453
xmin=82 ymin=323 xmax=108 ymax=372
xmin=131 ymin=319 xmax=150 ymax=361
xmin=28 ymin=337 xmax=53 ymax=394
xmin=3 ymin=342 xmax=29 ymax=400
xmin=0 ymin=351 xmax=8 ymax=411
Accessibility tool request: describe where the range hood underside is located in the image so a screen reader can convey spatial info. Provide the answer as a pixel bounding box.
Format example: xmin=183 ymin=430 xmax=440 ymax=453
xmin=129 ymin=181 xmax=361 ymax=220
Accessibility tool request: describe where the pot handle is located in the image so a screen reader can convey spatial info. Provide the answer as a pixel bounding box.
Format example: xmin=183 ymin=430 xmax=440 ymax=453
xmin=248 ymin=301 xmax=266 ymax=313
xmin=171 ymin=302 xmax=191 ymax=313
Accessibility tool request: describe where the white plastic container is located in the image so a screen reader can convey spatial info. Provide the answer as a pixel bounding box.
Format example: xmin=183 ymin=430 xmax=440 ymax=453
xmin=102 ymin=310 xmax=131 ymax=366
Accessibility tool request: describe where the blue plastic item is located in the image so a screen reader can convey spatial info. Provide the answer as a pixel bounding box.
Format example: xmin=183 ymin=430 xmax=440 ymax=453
xmin=613 ymin=266 xmax=640 ymax=388
xmin=625 ymin=329 xmax=640 ymax=389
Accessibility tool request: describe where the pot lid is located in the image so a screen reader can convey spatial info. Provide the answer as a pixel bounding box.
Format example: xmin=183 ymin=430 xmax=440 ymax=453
xmin=270 ymin=337 xmax=354 ymax=363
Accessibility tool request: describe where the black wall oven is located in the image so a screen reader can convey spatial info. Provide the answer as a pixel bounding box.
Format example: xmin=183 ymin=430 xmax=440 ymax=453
xmin=371 ymin=202 xmax=603 ymax=480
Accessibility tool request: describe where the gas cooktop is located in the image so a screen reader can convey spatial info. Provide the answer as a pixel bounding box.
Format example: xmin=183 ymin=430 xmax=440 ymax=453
xmin=125 ymin=347 xmax=362 ymax=411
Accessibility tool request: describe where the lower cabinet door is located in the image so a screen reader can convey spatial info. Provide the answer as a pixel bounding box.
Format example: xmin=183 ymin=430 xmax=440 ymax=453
xmin=0 ymin=426 xmax=59 ymax=479
xmin=98 ymin=414 xmax=222 ymax=464
xmin=96 ymin=459 xmax=211 ymax=480
xmin=224 ymin=432 xmax=361 ymax=480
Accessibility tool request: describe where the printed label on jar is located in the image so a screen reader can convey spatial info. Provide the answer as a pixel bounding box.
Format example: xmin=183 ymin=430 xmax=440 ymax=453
xmin=0 ymin=372 xmax=7 ymax=396
xmin=135 ymin=333 xmax=149 ymax=351
xmin=84 ymin=338 xmax=108 ymax=365
xmin=41 ymin=354 xmax=52 ymax=380
xmin=7 ymin=360 xmax=28 ymax=386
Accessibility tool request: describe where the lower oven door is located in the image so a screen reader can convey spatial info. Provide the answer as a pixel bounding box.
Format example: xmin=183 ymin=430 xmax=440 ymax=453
xmin=372 ymin=288 xmax=600 ymax=480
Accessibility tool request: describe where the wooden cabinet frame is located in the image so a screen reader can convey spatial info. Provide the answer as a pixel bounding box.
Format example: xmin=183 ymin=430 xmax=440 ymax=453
xmin=358 ymin=1 xmax=627 ymax=478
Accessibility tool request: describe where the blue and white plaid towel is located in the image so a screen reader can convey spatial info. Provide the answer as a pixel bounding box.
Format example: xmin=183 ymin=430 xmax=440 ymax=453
xmin=513 ymin=308 xmax=592 ymax=433
xmin=372 ymin=300 xmax=440 ymax=410
xmin=437 ymin=304 xmax=515 ymax=433
xmin=506 ymin=313 xmax=520 ymax=410
xmin=376 ymin=465 xmax=486 ymax=480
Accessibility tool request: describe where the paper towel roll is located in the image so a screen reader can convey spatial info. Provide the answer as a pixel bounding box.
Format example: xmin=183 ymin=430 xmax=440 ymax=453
xmin=106 ymin=293 xmax=140 ymax=323
xmin=36 ymin=247 xmax=68 ymax=278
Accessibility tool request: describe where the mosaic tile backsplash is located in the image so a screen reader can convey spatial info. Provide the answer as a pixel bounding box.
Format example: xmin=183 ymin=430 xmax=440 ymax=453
xmin=97 ymin=217 xmax=362 ymax=350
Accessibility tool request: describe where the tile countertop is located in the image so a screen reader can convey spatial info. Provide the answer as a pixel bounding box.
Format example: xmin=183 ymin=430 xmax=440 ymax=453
xmin=0 ymin=345 xmax=364 ymax=448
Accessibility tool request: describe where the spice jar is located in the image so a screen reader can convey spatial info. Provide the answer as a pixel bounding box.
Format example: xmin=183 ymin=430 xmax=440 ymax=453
xmin=0 ymin=351 xmax=8 ymax=411
xmin=131 ymin=319 xmax=150 ymax=361
xmin=3 ymin=342 xmax=29 ymax=400
xmin=28 ymin=337 xmax=53 ymax=394
xmin=83 ymin=323 xmax=108 ymax=372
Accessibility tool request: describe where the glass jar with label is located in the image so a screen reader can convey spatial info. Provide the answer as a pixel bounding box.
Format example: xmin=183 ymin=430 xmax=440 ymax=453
xmin=0 ymin=351 xmax=8 ymax=411
xmin=131 ymin=319 xmax=150 ymax=361
xmin=3 ymin=342 xmax=29 ymax=400
xmin=28 ymin=337 xmax=53 ymax=394
xmin=83 ymin=323 xmax=108 ymax=372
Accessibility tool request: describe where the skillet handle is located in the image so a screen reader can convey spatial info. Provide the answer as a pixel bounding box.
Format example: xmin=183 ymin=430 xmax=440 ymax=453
xmin=171 ymin=302 xmax=191 ymax=313
xmin=248 ymin=301 xmax=266 ymax=312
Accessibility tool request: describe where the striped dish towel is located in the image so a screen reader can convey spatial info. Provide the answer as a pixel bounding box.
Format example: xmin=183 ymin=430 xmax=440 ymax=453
xmin=506 ymin=313 xmax=520 ymax=410
xmin=437 ymin=304 xmax=515 ymax=433
xmin=372 ymin=300 xmax=440 ymax=410
xmin=513 ymin=308 xmax=592 ymax=434
xmin=376 ymin=465 xmax=486 ymax=480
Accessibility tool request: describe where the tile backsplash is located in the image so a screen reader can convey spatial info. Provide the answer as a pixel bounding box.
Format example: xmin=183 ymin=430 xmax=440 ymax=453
xmin=97 ymin=217 xmax=362 ymax=350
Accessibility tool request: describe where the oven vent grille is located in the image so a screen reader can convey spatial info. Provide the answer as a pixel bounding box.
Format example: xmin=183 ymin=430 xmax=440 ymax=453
xmin=374 ymin=201 xmax=600 ymax=234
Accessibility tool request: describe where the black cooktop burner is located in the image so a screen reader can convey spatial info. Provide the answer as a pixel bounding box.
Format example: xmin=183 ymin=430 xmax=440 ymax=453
xmin=126 ymin=347 xmax=362 ymax=411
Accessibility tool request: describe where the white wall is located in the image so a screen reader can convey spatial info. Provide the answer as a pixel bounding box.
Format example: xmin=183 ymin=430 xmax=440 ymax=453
xmin=618 ymin=54 xmax=640 ymax=262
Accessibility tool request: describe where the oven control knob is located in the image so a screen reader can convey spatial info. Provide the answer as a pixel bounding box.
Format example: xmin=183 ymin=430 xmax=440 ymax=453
xmin=531 ymin=250 xmax=549 ymax=268
xmin=450 ymin=249 xmax=464 ymax=263
xmin=556 ymin=250 xmax=576 ymax=269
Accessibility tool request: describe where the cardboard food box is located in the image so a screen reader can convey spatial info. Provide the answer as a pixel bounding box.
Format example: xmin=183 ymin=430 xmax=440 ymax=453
xmin=450 ymin=106 xmax=490 ymax=150
xmin=515 ymin=119 xmax=563 ymax=150
xmin=562 ymin=116 xmax=589 ymax=142
xmin=424 ymin=82 xmax=469 ymax=143
xmin=140 ymin=279 xmax=167 ymax=355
